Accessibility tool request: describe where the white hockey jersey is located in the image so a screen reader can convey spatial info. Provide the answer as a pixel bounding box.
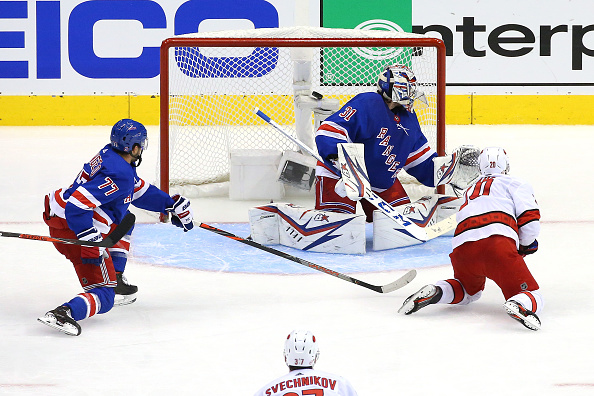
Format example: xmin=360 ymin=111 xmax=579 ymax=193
xmin=452 ymin=174 xmax=540 ymax=250
xmin=253 ymin=368 xmax=358 ymax=396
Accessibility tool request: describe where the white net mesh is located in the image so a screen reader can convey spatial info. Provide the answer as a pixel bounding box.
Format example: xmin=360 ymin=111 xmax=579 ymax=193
xmin=161 ymin=27 xmax=444 ymax=196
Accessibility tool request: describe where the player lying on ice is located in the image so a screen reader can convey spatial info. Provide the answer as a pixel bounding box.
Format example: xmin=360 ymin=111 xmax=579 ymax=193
xmin=38 ymin=119 xmax=195 ymax=336
xmin=398 ymin=147 xmax=543 ymax=331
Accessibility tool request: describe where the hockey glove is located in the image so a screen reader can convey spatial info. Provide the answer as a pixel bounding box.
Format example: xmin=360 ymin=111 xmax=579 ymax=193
xmin=519 ymin=240 xmax=538 ymax=257
xmin=168 ymin=194 xmax=194 ymax=232
xmin=77 ymin=227 xmax=107 ymax=265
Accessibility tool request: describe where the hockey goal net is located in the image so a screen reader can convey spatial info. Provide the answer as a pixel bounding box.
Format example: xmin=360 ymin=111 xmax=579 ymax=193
xmin=159 ymin=26 xmax=446 ymax=198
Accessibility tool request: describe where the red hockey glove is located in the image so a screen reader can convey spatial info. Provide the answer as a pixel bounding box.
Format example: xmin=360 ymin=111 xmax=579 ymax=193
xmin=519 ymin=240 xmax=538 ymax=257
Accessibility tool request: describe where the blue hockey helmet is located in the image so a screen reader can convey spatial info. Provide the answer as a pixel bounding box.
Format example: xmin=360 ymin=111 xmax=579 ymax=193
xmin=376 ymin=64 xmax=421 ymax=112
xmin=110 ymin=119 xmax=148 ymax=153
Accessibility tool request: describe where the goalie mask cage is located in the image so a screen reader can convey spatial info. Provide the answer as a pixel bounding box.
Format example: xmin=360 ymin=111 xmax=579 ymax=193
xmin=159 ymin=26 xmax=446 ymax=198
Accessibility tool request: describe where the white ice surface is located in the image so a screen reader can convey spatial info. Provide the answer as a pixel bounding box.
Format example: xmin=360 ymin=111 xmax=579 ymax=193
xmin=0 ymin=125 xmax=593 ymax=395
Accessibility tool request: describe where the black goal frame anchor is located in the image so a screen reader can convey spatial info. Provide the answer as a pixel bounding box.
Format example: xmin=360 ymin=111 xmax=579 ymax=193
xmin=197 ymin=222 xmax=416 ymax=294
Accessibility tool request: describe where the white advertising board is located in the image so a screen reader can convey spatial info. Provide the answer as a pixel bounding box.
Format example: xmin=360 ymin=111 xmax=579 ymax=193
xmin=413 ymin=0 xmax=594 ymax=94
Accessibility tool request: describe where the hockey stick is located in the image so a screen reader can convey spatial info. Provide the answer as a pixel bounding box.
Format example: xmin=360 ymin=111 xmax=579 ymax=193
xmin=425 ymin=213 xmax=456 ymax=239
xmin=0 ymin=212 xmax=136 ymax=248
xmin=197 ymin=222 xmax=417 ymax=294
xmin=253 ymin=108 xmax=428 ymax=242
xmin=338 ymin=143 xmax=458 ymax=238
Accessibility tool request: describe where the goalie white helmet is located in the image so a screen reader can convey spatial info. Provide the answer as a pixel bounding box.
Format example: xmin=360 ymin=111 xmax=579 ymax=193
xmin=479 ymin=147 xmax=510 ymax=175
xmin=376 ymin=64 xmax=422 ymax=112
xmin=284 ymin=330 xmax=320 ymax=368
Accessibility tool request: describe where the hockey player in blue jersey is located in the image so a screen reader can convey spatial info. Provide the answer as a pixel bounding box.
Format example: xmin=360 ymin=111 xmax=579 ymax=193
xmin=315 ymin=64 xmax=479 ymax=223
xmin=38 ymin=119 xmax=194 ymax=336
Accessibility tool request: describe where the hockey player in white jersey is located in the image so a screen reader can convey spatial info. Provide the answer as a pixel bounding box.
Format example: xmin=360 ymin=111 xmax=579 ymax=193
xmin=398 ymin=147 xmax=543 ymax=330
xmin=253 ymin=330 xmax=358 ymax=396
xmin=315 ymin=64 xmax=479 ymax=223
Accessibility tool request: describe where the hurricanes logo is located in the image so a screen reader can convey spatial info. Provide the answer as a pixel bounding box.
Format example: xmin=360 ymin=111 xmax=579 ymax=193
xmin=353 ymin=19 xmax=405 ymax=60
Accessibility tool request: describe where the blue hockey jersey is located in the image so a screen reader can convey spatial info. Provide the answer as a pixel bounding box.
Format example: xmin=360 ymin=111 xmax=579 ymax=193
xmin=315 ymin=92 xmax=437 ymax=190
xmin=47 ymin=144 xmax=173 ymax=236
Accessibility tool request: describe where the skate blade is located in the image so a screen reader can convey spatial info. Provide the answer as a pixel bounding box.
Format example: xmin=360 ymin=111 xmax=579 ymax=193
xmin=114 ymin=293 xmax=137 ymax=306
xmin=37 ymin=317 xmax=80 ymax=336
xmin=398 ymin=297 xmax=415 ymax=314
xmin=503 ymin=302 xmax=540 ymax=331
xmin=398 ymin=286 xmax=434 ymax=315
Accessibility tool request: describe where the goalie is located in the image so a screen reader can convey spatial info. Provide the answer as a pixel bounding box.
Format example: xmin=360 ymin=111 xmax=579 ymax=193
xmin=314 ymin=64 xmax=480 ymax=223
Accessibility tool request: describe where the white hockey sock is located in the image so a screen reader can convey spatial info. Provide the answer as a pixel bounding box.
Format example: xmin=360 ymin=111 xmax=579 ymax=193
xmin=508 ymin=290 xmax=544 ymax=315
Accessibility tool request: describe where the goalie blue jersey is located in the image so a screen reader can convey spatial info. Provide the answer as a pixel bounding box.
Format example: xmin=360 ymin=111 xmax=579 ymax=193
xmin=47 ymin=144 xmax=173 ymax=236
xmin=315 ymin=92 xmax=437 ymax=190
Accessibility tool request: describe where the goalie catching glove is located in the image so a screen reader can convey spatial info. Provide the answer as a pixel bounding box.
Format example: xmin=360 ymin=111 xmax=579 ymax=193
xmin=433 ymin=145 xmax=481 ymax=195
xmin=167 ymin=194 xmax=194 ymax=232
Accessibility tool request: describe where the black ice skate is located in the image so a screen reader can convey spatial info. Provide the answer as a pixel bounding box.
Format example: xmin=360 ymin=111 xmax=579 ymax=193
xmin=398 ymin=284 xmax=443 ymax=315
xmin=503 ymin=300 xmax=541 ymax=331
xmin=37 ymin=305 xmax=81 ymax=336
xmin=114 ymin=272 xmax=138 ymax=306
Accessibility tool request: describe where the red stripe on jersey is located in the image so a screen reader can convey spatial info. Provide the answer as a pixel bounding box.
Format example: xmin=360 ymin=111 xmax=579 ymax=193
xmin=405 ymin=146 xmax=431 ymax=166
xmin=71 ymin=190 xmax=97 ymax=209
xmin=517 ymin=209 xmax=540 ymax=228
xmin=54 ymin=189 xmax=66 ymax=209
xmin=445 ymin=279 xmax=465 ymax=304
xmin=112 ymin=238 xmax=130 ymax=252
xmin=316 ymin=160 xmax=337 ymax=174
xmin=80 ymin=170 xmax=90 ymax=182
xmin=455 ymin=211 xmax=518 ymax=236
xmin=134 ymin=178 xmax=146 ymax=193
xmin=318 ymin=123 xmax=348 ymax=138
xmin=92 ymin=211 xmax=109 ymax=227
xmin=108 ymin=223 xmax=130 ymax=250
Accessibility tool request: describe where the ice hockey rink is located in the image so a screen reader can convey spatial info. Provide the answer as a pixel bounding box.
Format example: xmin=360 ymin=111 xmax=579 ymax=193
xmin=1 ymin=124 xmax=593 ymax=395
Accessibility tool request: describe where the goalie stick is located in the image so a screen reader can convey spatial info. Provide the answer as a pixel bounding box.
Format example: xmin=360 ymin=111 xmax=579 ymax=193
xmin=338 ymin=143 xmax=457 ymax=239
xmin=197 ymin=221 xmax=416 ymax=294
xmin=0 ymin=212 xmax=136 ymax=248
xmin=253 ymin=108 xmax=431 ymax=242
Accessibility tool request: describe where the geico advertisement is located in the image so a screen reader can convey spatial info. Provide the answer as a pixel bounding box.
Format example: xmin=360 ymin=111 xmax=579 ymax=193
xmin=0 ymin=0 xmax=592 ymax=95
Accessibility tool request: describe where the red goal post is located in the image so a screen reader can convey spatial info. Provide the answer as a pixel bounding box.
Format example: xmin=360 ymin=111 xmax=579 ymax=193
xmin=159 ymin=27 xmax=446 ymax=198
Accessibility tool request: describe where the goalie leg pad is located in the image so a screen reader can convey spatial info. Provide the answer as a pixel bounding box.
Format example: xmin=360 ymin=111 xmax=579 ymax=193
xmin=249 ymin=205 xmax=281 ymax=245
xmin=373 ymin=195 xmax=462 ymax=250
xmin=249 ymin=203 xmax=366 ymax=254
